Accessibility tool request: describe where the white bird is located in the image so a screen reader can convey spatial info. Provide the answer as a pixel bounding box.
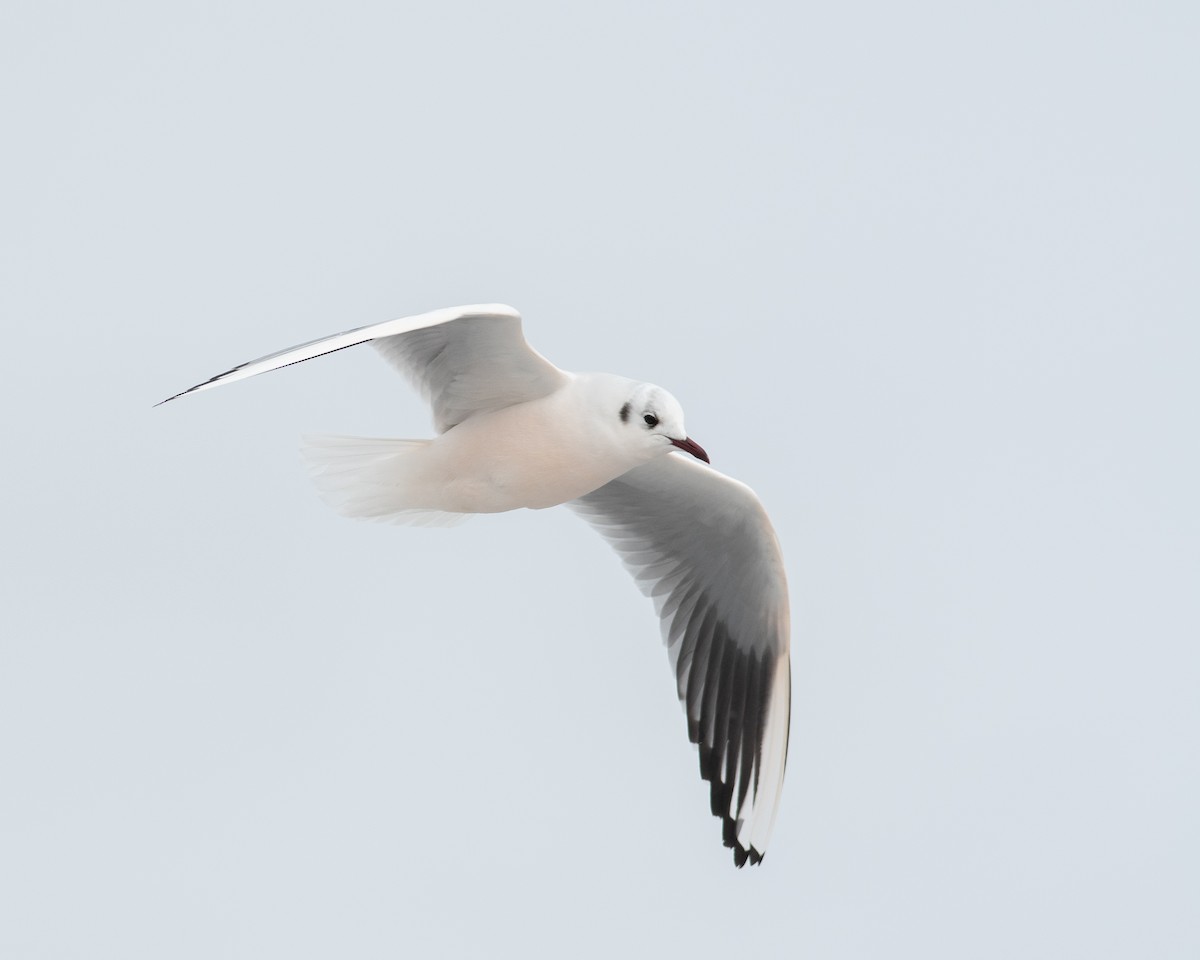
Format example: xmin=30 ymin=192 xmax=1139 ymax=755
xmin=162 ymin=304 xmax=791 ymax=866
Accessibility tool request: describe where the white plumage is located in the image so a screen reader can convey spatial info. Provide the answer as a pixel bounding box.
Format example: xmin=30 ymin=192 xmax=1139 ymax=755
xmin=163 ymin=303 xmax=791 ymax=866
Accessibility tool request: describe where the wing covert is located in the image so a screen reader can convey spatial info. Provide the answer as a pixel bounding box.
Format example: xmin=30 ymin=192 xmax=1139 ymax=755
xmin=371 ymin=307 xmax=566 ymax=432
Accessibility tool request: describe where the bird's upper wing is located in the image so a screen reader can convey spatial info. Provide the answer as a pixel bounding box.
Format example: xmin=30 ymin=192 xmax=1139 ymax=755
xmin=159 ymin=303 xmax=569 ymax=431
xmin=569 ymin=454 xmax=791 ymax=865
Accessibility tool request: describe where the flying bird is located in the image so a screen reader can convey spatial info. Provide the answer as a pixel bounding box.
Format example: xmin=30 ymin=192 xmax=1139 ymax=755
xmin=161 ymin=304 xmax=791 ymax=865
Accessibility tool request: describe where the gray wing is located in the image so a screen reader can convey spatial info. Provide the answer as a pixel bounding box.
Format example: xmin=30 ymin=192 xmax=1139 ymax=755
xmin=569 ymin=454 xmax=791 ymax=866
xmin=368 ymin=306 xmax=566 ymax=432
xmin=159 ymin=303 xmax=569 ymax=431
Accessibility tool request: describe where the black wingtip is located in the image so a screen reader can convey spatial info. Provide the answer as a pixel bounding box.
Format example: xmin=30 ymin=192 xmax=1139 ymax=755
xmin=727 ymin=830 xmax=765 ymax=868
xmin=720 ymin=816 xmax=766 ymax=867
xmin=154 ymin=382 xmax=208 ymax=407
xmin=156 ymin=357 xmax=257 ymax=408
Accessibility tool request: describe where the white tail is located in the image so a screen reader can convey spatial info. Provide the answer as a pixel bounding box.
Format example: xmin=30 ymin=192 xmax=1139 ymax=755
xmin=300 ymin=435 xmax=472 ymax=527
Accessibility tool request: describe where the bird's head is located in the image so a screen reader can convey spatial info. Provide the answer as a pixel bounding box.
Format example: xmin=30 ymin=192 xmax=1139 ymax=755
xmin=616 ymin=382 xmax=709 ymax=464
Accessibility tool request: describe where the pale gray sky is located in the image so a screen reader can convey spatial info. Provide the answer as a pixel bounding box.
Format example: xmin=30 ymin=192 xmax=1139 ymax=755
xmin=2 ymin=1 xmax=1197 ymax=957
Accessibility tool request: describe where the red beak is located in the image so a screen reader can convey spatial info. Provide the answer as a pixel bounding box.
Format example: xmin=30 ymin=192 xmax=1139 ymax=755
xmin=670 ymin=437 xmax=710 ymax=464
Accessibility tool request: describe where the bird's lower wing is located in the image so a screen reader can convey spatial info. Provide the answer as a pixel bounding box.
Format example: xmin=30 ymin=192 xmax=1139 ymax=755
xmin=569 ymin=455 xmax=791 ymax=865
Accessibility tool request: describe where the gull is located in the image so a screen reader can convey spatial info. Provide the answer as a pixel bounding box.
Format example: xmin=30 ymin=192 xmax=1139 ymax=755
xmin=161 ymin=304 xmax=791 ymax=866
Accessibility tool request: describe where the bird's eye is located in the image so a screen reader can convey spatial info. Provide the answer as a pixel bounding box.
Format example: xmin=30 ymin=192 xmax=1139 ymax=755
xmin=643 ymin=414 xmax=659 ymax=428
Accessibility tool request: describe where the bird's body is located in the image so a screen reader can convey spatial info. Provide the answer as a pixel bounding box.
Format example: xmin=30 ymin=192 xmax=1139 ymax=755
xmin=163 ymin=304 xmax=791 ymax=865
xmin=354 ymin=373 xmax=657 ymax=515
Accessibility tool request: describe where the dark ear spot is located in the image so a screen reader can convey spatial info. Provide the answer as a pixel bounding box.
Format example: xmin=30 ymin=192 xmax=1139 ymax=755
xmin=619 ymin=402 xmax=631 ymax=423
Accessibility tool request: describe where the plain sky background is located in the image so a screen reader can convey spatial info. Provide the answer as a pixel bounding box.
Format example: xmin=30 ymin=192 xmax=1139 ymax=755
xmin=2 ymin=1 xmax=1197 ymax=957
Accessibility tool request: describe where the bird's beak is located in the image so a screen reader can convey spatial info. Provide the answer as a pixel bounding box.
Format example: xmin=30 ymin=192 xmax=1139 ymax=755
xmin=670 ymin=437 xmax=710 ymax=464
